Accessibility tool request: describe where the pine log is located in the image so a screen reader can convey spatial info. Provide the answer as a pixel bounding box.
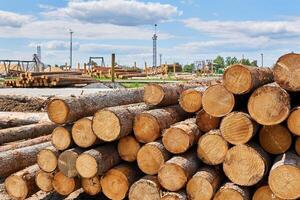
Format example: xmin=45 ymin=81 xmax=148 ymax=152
xmin=296 ymin=137 xmax=300 ymax=156
xmin=92 ymin=103 xmax=151 ymax=142
xmin=133 ymin=105 xmax=189 ymax=143
xmin=129 ymin=175 xmax=161 ymax=200
xmin=0 ymin=112 xmax=49 ymax=128
xmin=5 ymin=164 xmax=40 ymax=200
xmin=186 ymin=167 xmax=222 ymax=200
xmin=197 ymin=129 xmax=229 ymax=165
xmin=35 ymin=170 xmax=55 ymax=192
xmin=179 ymin=87 xmax=206 ymax=113
xmin=52 ymin=171 xmax=80 ymax=196
xmin=268 ymin=152 xmax=300 ymax=199
xmin=47 ymin=88 xmax=144 ymax=124
xmin=223 ymin=144 xmax=270 ymax=186
xmin=51 ymin=125 xmax=73 ymax=151
xmin=81 ymin=176 xmax=102 ymax=196
xmin=162 ymin=118 xmax=201 ymax=154
xmin=72 ymin=117 xmax=98 ymax=148
xmin=118 ymin=135 xmax=141 ymax=162
xmin=220 ymin=112 xmax=258 ymax=145
xmin=58 ymin=148 xmax=84 ymax=178
xmin=202 ymin=84 xmax=235 ymax=117
xmin=287 ymin=107 xmax=300 ymax=136
xmin=158 ymin=150 xmax=200 ymax=191
xmin=213 ymin=182 xmax=250 ymax=200
xmin=248 ymin=83 xmax=290 ymax=125
xmin=161 ymin=190 xmax=187 ymax=200
xmin=253 ymin=185 xmax=284 ymax=200
xmin=0 ymin=142 xmax=52 ymax=177
xmin=273 ymin=53 xmax=300 ymax=91
xmin=195 ymin=109 xmax=220 ymax=132
xmin=137 ymin=140 xmax=171 ymax=175
xmin=259 ymin=125 xmax=292 ymax=154
xmin=0 ymin=122 xmax=57 ymax=144
xmin=76 ymin=144 xmax=121 ymax=178
xmin=37 ymin=146 xmax=59 ymax=172
xmin=101 ymin=163 xmax=142 ymax=200
xmin=223 ymin=64 xmax=273 ymax=94
xmin=0 ymin=134 xmax=51 ymax=152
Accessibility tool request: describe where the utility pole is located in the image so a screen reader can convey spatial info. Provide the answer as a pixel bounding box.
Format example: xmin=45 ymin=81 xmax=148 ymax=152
xmin=159 ymin=54 xmax=162 ymax=66
xmin=152 ymin=24 xmax=158 ymax=67
xmin=69 ymin=29 xmax=73 ymax=68
xmin=261 ymin=53 xmax=264 ymax=67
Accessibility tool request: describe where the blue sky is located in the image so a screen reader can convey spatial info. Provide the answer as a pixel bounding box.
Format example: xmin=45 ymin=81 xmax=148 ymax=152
xmin=0 ymin=0 xmax=299 ymax=67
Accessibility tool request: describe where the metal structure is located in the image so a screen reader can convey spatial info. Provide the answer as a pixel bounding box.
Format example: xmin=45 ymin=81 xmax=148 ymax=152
xmin=159 ymin=54 xmax=162 ymax=66
xmin=37 ymin=45 xmax=41 ymax=61
xmin=152 ymin=24 xmax=158 ymax=67
xmin=88 ymin=57 xmax=105 ymax=68
xmin=69 ymin=29 xmax=74 ymax=68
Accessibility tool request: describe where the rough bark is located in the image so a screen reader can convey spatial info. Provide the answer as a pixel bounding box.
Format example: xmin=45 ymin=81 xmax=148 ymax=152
xmin=161 ymin=190 xmax=187 ymax=200
xmin=179 ymin=86 xmax=207 ymax=113
xmin=214 ymin=182 xmax=250 ymax=200
xmin=51 ymin=125 xmax=73 ymax=151
xmin=129 ymin=175 xmax=161 ymax=200
xmin=118 ymin=135 xmax=141 ymax=162
xmin=223 ymin=64 xmax=273 ymax=94
xmin=47 ymin=88 xmax=144 ymax=124
xmin=58 ymin=147 xmax=84 ymax=178
xmin=196 ymin=109 xmax=220 ymax=132
xmin=37 ymin=146 xmax=59 ymax=173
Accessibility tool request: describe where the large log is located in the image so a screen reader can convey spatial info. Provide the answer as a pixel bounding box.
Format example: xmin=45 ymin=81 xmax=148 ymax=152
xmin=220 ymin=112 xmax=258 ymax=145
xmin=197 ymin=130 xmax=228 ymax=165
xmin=0 ymin=134 xmax=51 ymax=152
xmin=253 ymin=185 xmax=284 ymax=200
xmin=101 ymin=163 xmax=142 ymax=200
xmin=248 ymin=83 xmax=290 ymax=125
xmin=81 ymin=176 xmax=102 ymax=196
xmin=268 ymin=152 xmax=300 ymax=199
xmin=287 ymin=107 xmax=300 ymax=136
xmin=186 ymin=167 xmax=222 ymax=200
xmin=137 ymin=139 xmax=171 ymax=175
xmin=202 ymin=84 xmax=235 ymax=117
xmin=47 ymin=88 xmax=144 ymax=124
xmin=52 ymin=171 xmax=80 ymax=196
xmin=5 ymin=164 xmax=40 ymax=200
xmin=158 ymin=150 xmax=200 ymax=191
xmin=92 ymin=103 xmax=151 ymax=142
xmin=259 ymin=125 xmax=292 ymax=154
xmin=179 ymin=87 xmax=206 ymax=113
xmin=118 ymin=135 xmax=141 ymax=162
xmin=72 ymin=117 xmax=98 ymax=148
xmin=129 ymin=175 xmax=161 ymax=200
xmin=223 ymin=144 xmax=270 ymax=186
xmin=162 ymin=118 xmax=201 ymax=154
xmin=195 ymin=109 xmax=220 ymax=132
xmin=133 ymin=105 xmax=189 ymax=143
xmin=0 ymin=112 xmax=49 ymax=128
xmin=213 ymin=182 xmax=250 ymax=200
xmin=51 ymin=125 xmax=73 ymax=151
xmin=161 ymin=190 xmax=187 ymax=200
xmin=76 ymin=144 xmax=121 ymax=178
xmin=0 ymin=122 xmax=57 ymax=144
xmin=223 ymin=64 xmax=273 ymax=94
xmin=35 ymin=170 xmax=55 ymax=192
xmin=37 ymin=146 xmax=58 ymax=172
xmin=0 ymin=142 xmax=52 ymax=177
xmin=273 ymin=53 xmax=300 ymax=91
xmin=58 ymin=148 xmax=84 ymax=178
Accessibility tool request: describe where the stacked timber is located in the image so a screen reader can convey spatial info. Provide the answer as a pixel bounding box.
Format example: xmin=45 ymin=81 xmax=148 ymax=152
xmin=3 ymin=54 xmax=300 ymax=199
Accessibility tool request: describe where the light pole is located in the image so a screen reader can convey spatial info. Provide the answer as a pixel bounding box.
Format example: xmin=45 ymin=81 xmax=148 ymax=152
xmin=261 ymin=53 xmax=264 ymax=67
xmin=69 ymin=29 xmax=73 ymax=68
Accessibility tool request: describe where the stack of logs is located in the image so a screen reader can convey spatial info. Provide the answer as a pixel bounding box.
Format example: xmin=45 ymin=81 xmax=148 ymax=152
xmin=4 ymin=71 xmax=96 ymax=88
xmin=86 ymin=66 xmax=145 ymax=79
xmin=3 ymin=52 xmax=300 ymax=200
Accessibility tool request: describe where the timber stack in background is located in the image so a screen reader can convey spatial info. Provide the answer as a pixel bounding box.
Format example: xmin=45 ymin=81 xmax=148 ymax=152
xmin=1 ymin=52 xmax=300 ymax=200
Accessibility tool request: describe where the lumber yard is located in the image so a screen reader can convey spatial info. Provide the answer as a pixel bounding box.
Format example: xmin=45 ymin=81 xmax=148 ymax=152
xmin=0 ymin=52 xmax=299 ymax=200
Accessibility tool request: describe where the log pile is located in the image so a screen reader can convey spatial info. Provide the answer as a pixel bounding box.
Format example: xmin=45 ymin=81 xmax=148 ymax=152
xmin=87 ymin=66 xmax=144 ymax=79
xmin=2 ymin=53 xmax=300 ymax=200
xmin=4 ymin=71 xmax=96 ymax=88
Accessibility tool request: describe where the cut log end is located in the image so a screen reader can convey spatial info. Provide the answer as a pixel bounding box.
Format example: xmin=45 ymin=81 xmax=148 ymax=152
xmin=118 ymin=136 xmax=141 ymax=162
xmin=58 ymin=149 xmax=80 ymax=178
xmin=196 ymin=109 xmax=220 ymax=132
xmin=214 ymin=183 xmax=249 ymax=200
xmin=161 ymin=191 xmax=187 ymax=200
xmin=202 ymin=84 xmax=235 ymax=117
xmin=81 ymin=176 xmax=102 ymax=196
xmin=259 ymin=125 xmax=292 ymax=154
xmin=223 ymin=64 xmax=252 ymax=94
xmin=179 ymin=89 xmax=202 ymax=113
xmin=163 ymin=127 xmax=191 ymax=154
xmin=52 ymin=172 xmax=77 ymax=196
xmin=51 ymin=126 xmax=72 ymax=151
xmin=129 ymin=176 xmax=161 ymax=200
xmin=93 ymin=110 xmax=121 ymax=141
xmin=134 ymin=113 xmax=160 ymax=143
xmin=47 ymin=99 xmax=69 ymax=124
xmin=37 ymin=149 xmax=57 ymax=173
xmin=158 ymin=163 xmax=187 ymax=191
xmin=143 ymin=84 xmax=164 ymax=105
xmin=5 ymin=175 xmax=28 ymax=199
xmin=35 ymin=171 xmax=54 ymax=192
xmin=187 ymin=174 xmax=214 ymax=200
xmin=253 ymin=185 xmax=283 ymax=200
xmin=287 ymin=108 xmax=300 ymax=136
xmin=72 ymin=117 xmax=97 ymax=148
xmin=76 ymin=153 xmax=98 ymax=178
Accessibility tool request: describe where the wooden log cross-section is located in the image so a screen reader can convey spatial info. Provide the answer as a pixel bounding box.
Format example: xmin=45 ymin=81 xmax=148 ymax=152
xmin=47 ymin=88 xmax=144 ymax=124
xmin=287 ymin=106 xmax=300 ymax=136
xmin=51 ymin=125 xmax=73 ymax=151
xmin=195 ymin=109 xmax=220 ymax=132
xmin=253 ymin=185 xmax=283 ymax=200
xmin=52 ymin=171 xmax=80 ymax=196
xmin=81 ymin=176 xmax=102 ymax=196
xmin=35 ymin=170 xmax=55 ymax=192
xmin=58 ymin=148 xmax=83 ymax=178
xmin=37 ymin=146 xmax=59 ymax=173
xmin=129 ymin=175 xmax=161 ymax=200
xmin=179 ymin=87 xmax=207 ymax=113
xmin=118 ymin=135 xmax=141 ymax=162
xmin=72 ymin=117 xmax=98 ymax=148
xmin=161 ymin=190 xmax=187 ymax=200
xmin=214 ymin=182 xmax=250 ymax=200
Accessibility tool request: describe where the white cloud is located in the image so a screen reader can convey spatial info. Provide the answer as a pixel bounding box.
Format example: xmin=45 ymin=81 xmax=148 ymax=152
xmin=29 ymin=40 xmax=80 ymax=51
xmin=44 ymin=0 xmax=180 ymax=26
xmin=0 ymin=10 xmax=32 ymax=27
xmin=80 ymin=43 xmax=151 ymax=54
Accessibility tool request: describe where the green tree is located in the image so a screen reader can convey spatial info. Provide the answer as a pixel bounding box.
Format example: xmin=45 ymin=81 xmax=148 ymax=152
xmin=213 ymin=56 xmax=225 ymax=72
xmin=250 ymin=60 xmax=258 ymax=66
xmin=183 ymin=63 xmax=195 ymax=73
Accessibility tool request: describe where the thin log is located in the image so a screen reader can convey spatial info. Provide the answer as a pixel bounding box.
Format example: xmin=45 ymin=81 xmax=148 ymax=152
xmin=118 ymin=135 xmax=141 ymax=162
xmin=37 ymin=146 xmax=59 ymax=172
xmin=51 ymin=125 xmax=73 ymax=151
xmin=213 ymin=182 xmax=250 ymax=200
xmin=52 ymin=171 xmax=80 ymax=196
xmin=35 ymin=170 xmax=55 ymax=192
xmin=0 ymin=112 xmax=49 ymax=128
xmin=195 ymin=109 xmax=221 ymax=132
xmin=179 ymin=87 xmax=207 ymax=113
xmin=129 ymin=175 xmax=161 ymax=200
xmin=81 ymin=176 xmax=102 ymax=196
xmin=58 ymin=148 xmax=84 ymax=178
